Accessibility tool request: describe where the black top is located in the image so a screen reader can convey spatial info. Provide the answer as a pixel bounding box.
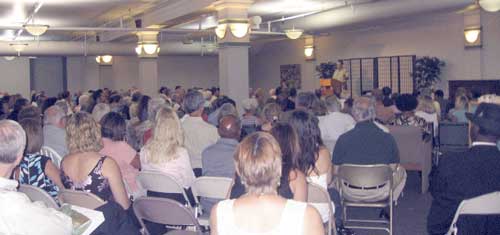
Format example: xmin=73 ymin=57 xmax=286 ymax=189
xmin=427 ymin=145 xmax=500 ymax=235
xmin=61 ymin=156 xmax=112 ymax=201
xmin=332 ymin=121 xmax=399 ymax=165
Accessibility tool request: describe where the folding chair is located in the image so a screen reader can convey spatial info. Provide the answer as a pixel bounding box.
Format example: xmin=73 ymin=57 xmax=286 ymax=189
xmin=337 ymin=164 xmax=394 ymax=235
xmin=307 ymin=182 xmax=336 ymax=235
xmin=40 ymin=146 xmax=63 ymax=168
xmin=191 ymin=176 xmax=233 ymax=226
xmin=136 ymin=171 xmax=198 ymax=208
xmin=18 ymin=184 xmax=59 ymax=209
xmin=59 ymin=189 xmax=106 ymax=209
xmin=133 ymin=197 xmax=204 ymax=235
xmin=446 ymin=191 xmax=500 ymax=235
xmin=438 ymin=122 xmax=469 ymax=151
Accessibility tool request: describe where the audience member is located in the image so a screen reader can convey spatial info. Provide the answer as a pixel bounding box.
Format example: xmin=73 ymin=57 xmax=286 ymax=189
xmin=210 ymin=132 xmax=324 ymax=235
xmin=127 ymin=95 xmax=151 ymax=151
xmin=61 ymin=112 xmax=130 ymax=210
xmin=333 ymin=96 xmax=407 ymax=203
xmin=374 ymin=89 xmax=396 ymax=124
xmin=92 ymin=103 xmax=111 ymax=122
xmin=241 ymin=98 xmax=261 ymax=137
xmin=427 ymin=103 xmax=500 ymax=235
xmin=201 ymin=114 xmax=241 ymax=212
xmin=382 ymin=87 xmax=394 ymax=107
xmin=415 ymin=95 xmax=439 ymax=137
xmin=434 ymin=89 xmax=448 ymax=119
xmin=0 ymin=120 xmax=72 ymax=234
xmin=15 ymin=119 xmax=63 ymax=201
xmin=182 ymin=90 xmax=219 ymax=177
xmin=390 ymin=94 xmax=432 ymax=141
xmin=141 ymin=106 xmax=195 ymax=188
xmin=17 ymin=105 xmax=42 ymax=123
xmin=100 ymin=112 xmax=140 ymax=196
xmin=319 ymin=95 xmax=356 ymax=153
xmin=449 ymin=95 xmax=469 ymax=123
xmin=260 ymin=102 xmax=281 ymax=132
xmin=295 ymin=91 xmax=317 ymax=111
xmin=43 ymin=105 xmax=68 ymax=157
xmin=7 ymin=98 xmax=29 ymax=121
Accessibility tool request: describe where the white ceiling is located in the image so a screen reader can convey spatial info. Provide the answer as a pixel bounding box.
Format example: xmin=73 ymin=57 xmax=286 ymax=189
xmin=0 ymin=0 xmax=475 ymax=55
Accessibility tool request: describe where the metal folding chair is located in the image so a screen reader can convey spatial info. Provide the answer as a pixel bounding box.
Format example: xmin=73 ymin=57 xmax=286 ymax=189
xmin=307 ymin=182 xmax=336 ymax=235
xmin=18 ymin=184 xmax=59 ymax=209
xmin=59 ymin=189 xmax=106 ymax=209
xmin=191 ymin=176 xmax=233 ymax=226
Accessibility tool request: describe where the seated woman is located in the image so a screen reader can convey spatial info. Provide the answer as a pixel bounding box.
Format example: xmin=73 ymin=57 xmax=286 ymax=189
xmin=390 ymin=94 xmax=432 ymax=141
xmin=15 ymin=118 xmax=63 ymax=202
xmin=259 ymin=103 xmax=281 ymax=132
xmin=140 ymin=106 xmax=196 ymax=200
xmin=99 ymin=112 xmax=140 ymax=196
xmin=230 ymin=122 xmax=307 ymax=202
xmin=240 ymin=98 xmax=262 ymax=138
xmin=61 ymin=112 xmax=130 ymax=210
xmin=449 ymin=95 xmax=469 ymax=123
xmin=210 ymin=132 xmax=324 ymax=235
xmin=288 ymin=110 xmax=334 ymax=224
xmin=415 ymin=95 xmax=439 ymax=137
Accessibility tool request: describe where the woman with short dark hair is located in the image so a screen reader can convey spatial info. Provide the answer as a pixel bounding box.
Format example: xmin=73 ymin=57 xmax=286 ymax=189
xmin=100 ymin=112 xmax=140 ymax=196
xmin=15 ymin=119 xmax=63 ymax=201
xmin=390 ymin=94 xmax=432 ymax=141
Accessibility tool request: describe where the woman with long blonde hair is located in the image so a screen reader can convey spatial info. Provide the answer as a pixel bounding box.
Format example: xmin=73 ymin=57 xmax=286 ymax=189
xmin=140 ymin=106 xmax=195 ymax=189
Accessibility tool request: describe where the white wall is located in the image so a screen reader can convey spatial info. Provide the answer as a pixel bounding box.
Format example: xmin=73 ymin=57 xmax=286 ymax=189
xmin=67 ymin=55 xmax=219 ymax=93
xmin=157 ymin=56 xmax=219 ymax=89
xmin=0 ymin=57 xmax=30 ymax=98
xmin=31 ymin=57 xmax=64 ymax=97
xmin=250 ymin=11 xmax=500 ymax=96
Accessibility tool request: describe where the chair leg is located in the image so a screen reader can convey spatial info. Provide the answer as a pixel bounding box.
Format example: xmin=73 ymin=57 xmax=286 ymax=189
xmin=389 ymin=202 xmax=393 ymax=235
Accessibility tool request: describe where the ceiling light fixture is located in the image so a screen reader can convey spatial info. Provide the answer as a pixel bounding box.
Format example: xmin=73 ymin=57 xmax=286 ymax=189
xmin=136 ymin=31 xmax=160 ymax=58
xmin=285 ymin=26 xmax=304 ymax=40
xmin=23 ymin=24 xmax=49 ymax=36
xmin=304 ymin=45 xmax=314 ymax=57
xmin=9 ymin=43 xmax=28 ymax=56
xmin=215 ymin=24 xmax=227 ymax=39
xmin=215 ymin=19 xmax=250 ymax=39
xmin=4 ymin=57 xmax=15 ymax=61
xmin=229 ymin=22 xmax=250 ymax=38
xmin=479 ymin=0 xmax=500 ymax=12
xmin=96 ymin=55 xmax=113 ymax=65
xmin=464 ymin=28 xmax=481 ymax=43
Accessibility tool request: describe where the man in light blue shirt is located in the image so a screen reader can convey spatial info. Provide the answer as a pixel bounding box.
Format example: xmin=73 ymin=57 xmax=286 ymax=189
xmin=43 ymin=105 xmax=68 ymax=157
xmin=201 ymin=114 xmax=241 ymax=212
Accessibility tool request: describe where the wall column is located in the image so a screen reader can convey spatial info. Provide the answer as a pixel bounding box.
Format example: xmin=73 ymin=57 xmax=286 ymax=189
xmin=138 ymin=58 xmax=158 ymax=96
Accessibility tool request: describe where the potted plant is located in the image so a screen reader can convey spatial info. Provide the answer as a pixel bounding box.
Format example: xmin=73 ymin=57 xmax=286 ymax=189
xmin=414 ymin=56 xmax=445 ymax=93
xmin=316 ymin=62 xmax=336 ymax=87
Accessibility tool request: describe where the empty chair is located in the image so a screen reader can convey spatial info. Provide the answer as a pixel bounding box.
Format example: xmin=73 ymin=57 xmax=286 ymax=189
xmin=446 ymin=191 xmax=500 ymax=235
xmin=133 ymin=197 xmax=204 ymax=235
xmin=439 ymin=122 xmax=469 ymax=153
xmin=388 ymin=125 xmax=432 ymax=193
xmin=39 ymin=146 xmax=63 ymax=168
xmin=191 ymin=176 xmax=233 ymax=226
xmin=136 ymin=171 xmax=197 ymax=208
xmin=337 ymin=164 xmax=394 ymax=235
xmin=307 ymin=182 xmax=336 ymax=235
xmin=59 ymin=189 xmax=105 ymax=209
xmin=18 ymin=184 xmax=59 ymax=209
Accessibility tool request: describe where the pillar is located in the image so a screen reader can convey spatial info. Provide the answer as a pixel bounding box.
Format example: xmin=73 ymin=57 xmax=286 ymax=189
xmin=215 ymin=0 xmax=253 ymax=112
xmin=138 ymin=58 xmax=158 ymax=96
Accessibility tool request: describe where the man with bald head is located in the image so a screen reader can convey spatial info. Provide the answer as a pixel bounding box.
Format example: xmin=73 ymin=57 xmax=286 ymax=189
xmin=201 ymin=114 xmax=241 ymax=212
xmin=333 ymin=96 xmax=406 ymax=203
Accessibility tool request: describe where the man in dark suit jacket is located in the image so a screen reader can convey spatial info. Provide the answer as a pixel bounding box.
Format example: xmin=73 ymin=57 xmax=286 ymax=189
xmin=428 ymin=103 xmax=500 ymax=235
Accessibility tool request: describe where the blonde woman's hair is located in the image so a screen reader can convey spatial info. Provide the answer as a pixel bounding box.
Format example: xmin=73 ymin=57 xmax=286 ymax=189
xmin=66 ymin=112 xmax=103 ymax=154
xmin=417 ymin=95 xmax=436 ymax=114
xmin=234 ymin=132 xmax=282 ymax=195
xmin=455 ymin=95 xmax=469 ymax=110
xmin=143 ymin=107 xmax=184 ymax=164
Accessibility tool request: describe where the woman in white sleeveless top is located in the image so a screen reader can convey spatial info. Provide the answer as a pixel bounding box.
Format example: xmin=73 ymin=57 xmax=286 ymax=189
xmin=289 ymin=110 xmax=334 ymax=223
xmin=210 ymin=132 xmax=324 ymax=235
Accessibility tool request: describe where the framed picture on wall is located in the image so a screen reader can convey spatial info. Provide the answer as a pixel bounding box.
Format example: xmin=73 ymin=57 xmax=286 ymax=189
xmin=280 ymin=64 xmax=301 ymax=89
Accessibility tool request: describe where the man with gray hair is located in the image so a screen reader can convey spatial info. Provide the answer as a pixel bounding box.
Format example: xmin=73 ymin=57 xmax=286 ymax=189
xmin=332 ymin=96 xmax=407 ymax=203
xmin=318 ymin=95 xmax=356 ymax=153
xmin=181 ymin=90 xmax=219 ymax=176
xmin=0 ymin=120 xmax=72 ymax=234
xmin=43 ymin=105 xmax=68 ymax=157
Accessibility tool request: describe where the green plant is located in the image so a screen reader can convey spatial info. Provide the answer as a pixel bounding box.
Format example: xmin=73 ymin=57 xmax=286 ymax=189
xmin=414 ymin=56 xmax=445 ymax=92
xmin=315 ymin=62 xmax=336 ymax=79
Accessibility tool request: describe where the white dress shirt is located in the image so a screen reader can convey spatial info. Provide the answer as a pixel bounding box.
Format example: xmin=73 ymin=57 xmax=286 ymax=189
xmin=181 ymin=116 xmax=220 ymax=169
xmin=0 ymin=177 xmax=72 ymax=235
xmin=318 ymin=112 xmax=356 ymax=153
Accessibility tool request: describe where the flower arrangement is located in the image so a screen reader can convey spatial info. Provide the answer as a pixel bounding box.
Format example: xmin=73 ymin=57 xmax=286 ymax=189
xmin=315 ymin=62 xmax=336 ymax=79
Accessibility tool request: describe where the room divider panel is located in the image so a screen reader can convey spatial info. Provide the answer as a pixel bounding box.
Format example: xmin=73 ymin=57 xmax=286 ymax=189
xmin=341 ymin=55 xmax=416 ymax=97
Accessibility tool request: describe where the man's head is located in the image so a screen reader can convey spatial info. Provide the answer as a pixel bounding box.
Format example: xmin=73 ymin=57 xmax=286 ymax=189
xmin=0 ymin=120 xmax=26 ymax=176
xmin=44 ymin=105 xmax=66 ymax=128
xmin=296 ymin=92 xmax=317 ymax=110
xmin=336 ymin=60 xmax=344 ymax=69
xmin=183 ymin=90 xmax=205 ymax=116
xmin=324 ymin=95 xmax=341 ymax=113
xmin=434 ymin=90 xmax=444 ymax=99
xmin=218 ymin=114 xmax=241 ymax=140
xmin=351 ymin=96 xmax=376 ymax=122
xmin=466 ymin=103 xmax=500 ymax=142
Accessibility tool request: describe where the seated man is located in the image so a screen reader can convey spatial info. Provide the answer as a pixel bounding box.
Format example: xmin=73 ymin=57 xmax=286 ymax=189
xmin=201 ymin=114 xmax=241 ymax=212
xmin=0 ymin=120 xmax=72 ymax=234
xmin=427 ymin=103 xmax=500 ymax=235
xmin=318 ymin=95 xmax=355 ymax=153
xmin=43 ymin=105 xmax=68 ymax=157
xmin=333 ymin=96 xmax=406 ymax=202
